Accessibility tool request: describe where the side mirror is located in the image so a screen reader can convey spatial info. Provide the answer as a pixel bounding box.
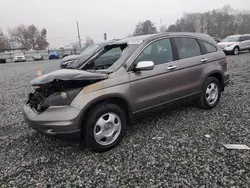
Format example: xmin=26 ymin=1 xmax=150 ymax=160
xmin=135 ymin=61 xmax=154 ymax=71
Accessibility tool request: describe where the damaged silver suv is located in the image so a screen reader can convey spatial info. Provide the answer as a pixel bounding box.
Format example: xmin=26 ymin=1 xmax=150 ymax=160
xmin=23 ymin=33 xmax=230 ymax=152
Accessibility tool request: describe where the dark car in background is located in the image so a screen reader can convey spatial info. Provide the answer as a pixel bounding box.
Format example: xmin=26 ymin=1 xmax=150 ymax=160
xmin=60 ymin=42 xmax=111 ymax=69
xmin=48 ymin=51 xmax=59 ymax=60
xmin=0 ymin=56 xmax=6 ymax=63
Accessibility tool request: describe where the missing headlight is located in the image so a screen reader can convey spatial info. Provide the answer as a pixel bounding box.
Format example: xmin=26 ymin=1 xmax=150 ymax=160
xmin=41 ymin=88 xmax=81 ymax=108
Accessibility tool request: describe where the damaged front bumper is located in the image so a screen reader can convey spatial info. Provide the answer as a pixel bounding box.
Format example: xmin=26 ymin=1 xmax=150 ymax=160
xmin=23 ymin=69 xmax=109 ymax=139
xmin=23 ymin=105 xmax=81 ymax=139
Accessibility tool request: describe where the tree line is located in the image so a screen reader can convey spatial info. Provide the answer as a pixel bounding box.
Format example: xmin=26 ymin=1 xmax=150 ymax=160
xmin=0 ymin=25 xmax=49 ymax=52
xmin=1 ymin=5 xmax=249 ymax=53
xmin=0 ymin=24 xmax=95 ymax=53
xmin=133 ymin=5 xmax=250 ymax=39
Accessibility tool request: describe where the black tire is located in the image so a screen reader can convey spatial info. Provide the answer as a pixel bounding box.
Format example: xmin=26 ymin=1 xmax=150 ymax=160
xmin=82 ymin=103 xmax=127 ymax=152
xmin=233 ymin=46 xmax=239 ymax=55
xmin=198 ymin=77 xmax=221 ymax=109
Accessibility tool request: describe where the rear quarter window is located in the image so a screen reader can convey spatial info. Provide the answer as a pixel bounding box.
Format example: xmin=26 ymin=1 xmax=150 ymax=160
xmin=245 ymin=35 xmax=250 ymax=40
xmin=239 ymin=36 xmax=246 ymax=41
xmin=198 ymin=40 xmax=218 ymax=54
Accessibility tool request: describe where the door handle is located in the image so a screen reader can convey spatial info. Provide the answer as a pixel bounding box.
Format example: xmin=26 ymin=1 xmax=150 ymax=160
xmin=201 ymin=58 xmax=208 ymax=62
xmin=167 ymin=65 xmax=177 ymax=70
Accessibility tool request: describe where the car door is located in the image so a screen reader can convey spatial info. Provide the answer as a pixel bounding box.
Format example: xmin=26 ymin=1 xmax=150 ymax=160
xmin=245 ymin=35 xmax=250 ymax=50
xmin=172 ymin=37 xmax=211 ymax=98
xmin=239 ymin=36 xmax=247 ymax=50
xmin=129 ymin=38 xmax=182 ymax=113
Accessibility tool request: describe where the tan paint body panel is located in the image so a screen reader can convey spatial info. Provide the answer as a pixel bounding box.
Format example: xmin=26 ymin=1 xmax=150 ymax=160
xmin=71 ymin=67 xmax=132 ymax=110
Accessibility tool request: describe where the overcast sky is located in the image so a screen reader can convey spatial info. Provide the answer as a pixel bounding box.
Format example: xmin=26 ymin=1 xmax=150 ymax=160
xmin=1 ymin=0 xmax=250 ymax=48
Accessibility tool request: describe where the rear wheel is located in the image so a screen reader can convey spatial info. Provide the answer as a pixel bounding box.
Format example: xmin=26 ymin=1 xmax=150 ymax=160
xmin=198 ymin=77 xmax=221 ymax=109
xmin=82 ymin=103 xmax=127 ymax=152
xmin=233 ymin=46 xmax=239 ymax=55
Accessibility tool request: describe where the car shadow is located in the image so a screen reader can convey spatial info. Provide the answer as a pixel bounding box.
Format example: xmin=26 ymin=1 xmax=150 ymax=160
xmin=24 ymin=101 xmax=198 ymax=155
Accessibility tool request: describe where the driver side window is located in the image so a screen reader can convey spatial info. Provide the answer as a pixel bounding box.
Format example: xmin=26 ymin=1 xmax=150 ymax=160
xmin=134 ymin=38 xmax=173 ymax=66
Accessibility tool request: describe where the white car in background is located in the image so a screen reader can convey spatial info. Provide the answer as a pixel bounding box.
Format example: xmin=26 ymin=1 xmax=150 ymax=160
xmin=14 ymin=53 xmax=26 ymax=62
xmin=33 ymin=53 xmax=43 ymax=61
xmin=218 ymin=34 xmax=250 ymax=55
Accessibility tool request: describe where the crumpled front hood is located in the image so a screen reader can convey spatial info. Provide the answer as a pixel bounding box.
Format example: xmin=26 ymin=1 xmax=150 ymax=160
xmin=62 ymin=55 xmax=81 ymax=62
xmin=30 ymin=69 xmax=108 ymax=87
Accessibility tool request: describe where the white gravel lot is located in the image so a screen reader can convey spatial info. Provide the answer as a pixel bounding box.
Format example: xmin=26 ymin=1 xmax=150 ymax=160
xmin=0 ymin=54 xmax=250 ymax=187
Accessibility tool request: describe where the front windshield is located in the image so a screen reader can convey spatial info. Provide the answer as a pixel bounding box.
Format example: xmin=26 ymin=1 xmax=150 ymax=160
xmin=222 ymin=36 xmax=240 ymax=42
xmin=80 ymin=44 xmax=100 ymax=56
xmin=81 ymin=43 xmax=139 ymax=71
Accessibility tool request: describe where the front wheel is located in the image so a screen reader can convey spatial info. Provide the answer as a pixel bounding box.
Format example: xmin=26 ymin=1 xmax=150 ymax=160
xmin=233 ymin=46 xmax=239 ymax=55
xmin=82 ymin=103 xmax=127 ymax=152
xmin=198 ymin=77 xmax=221 ymax=109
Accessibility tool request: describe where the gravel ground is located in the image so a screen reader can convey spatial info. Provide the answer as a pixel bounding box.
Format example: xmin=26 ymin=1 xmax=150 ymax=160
xmin=0 ymin=54 xmax=250 ymax=188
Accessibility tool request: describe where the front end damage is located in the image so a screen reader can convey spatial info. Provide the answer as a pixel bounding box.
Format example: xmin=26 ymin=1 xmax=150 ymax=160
xmin=28 ymin=81 xmax=83 ymax=113
xmin=23 ymin=69 xmax=108 ymax=137
xmin=27 ymin=69 xmax=108 ymax=113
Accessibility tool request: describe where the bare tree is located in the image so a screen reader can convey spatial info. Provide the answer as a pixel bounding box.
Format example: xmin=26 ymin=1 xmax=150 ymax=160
xmin=0 ymin=29 xmax=11 ymax=52
xmin=70 ymin=41 xmax=80 ymax=54
xmin=8 ymin=24 xmax=49 ymax=50
xmin=84 ymin=36 xmax=94 ymax=47
xmin=159 ymin=25 xmax=167 ymax=33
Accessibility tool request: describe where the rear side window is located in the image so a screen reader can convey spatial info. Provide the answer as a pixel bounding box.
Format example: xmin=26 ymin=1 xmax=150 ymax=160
xmin=174 ymin=38 xmax=201 ymax=59
xmin=199 ymin=40 xmax=217 ymax=54
xmin=245 ymin=35 xmax=250 ymax=40
xmin=239 ymin=36 xmax=246 ymax=41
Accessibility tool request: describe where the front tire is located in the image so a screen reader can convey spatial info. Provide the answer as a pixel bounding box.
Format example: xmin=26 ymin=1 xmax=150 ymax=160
xmin=198 ymin=77 xmax=221 ymax=109
xmin=233 ymin=46 xmax=239 ymax=55
xmin=82 ymin=103 xmax=127 ymax=152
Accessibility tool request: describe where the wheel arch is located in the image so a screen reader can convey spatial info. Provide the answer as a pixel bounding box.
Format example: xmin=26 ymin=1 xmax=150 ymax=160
xmin=233 ymin=45 xmax=240 ymax=52
xmin=78 ymin=94 xmax=134 ymax=130
xmin=206 ymin=71 xmax=225 ymax=91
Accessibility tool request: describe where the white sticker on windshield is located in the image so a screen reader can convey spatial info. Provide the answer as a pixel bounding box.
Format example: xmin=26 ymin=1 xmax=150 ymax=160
xmin=127 ymin=40 xmax=143 ymax=44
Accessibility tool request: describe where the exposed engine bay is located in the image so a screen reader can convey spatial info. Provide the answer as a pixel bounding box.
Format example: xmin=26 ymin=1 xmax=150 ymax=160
xmin=27 ymin=69 xmax=108 ymax=113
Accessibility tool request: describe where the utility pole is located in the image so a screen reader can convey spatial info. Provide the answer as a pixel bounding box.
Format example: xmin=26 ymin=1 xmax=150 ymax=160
xmin=160 ymin=18 xmax=163 ymax=27
xmin=200 ymin=14 xmax=204 ymax=33
xmin=76 ymin=21 xmax=81 ymax=48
